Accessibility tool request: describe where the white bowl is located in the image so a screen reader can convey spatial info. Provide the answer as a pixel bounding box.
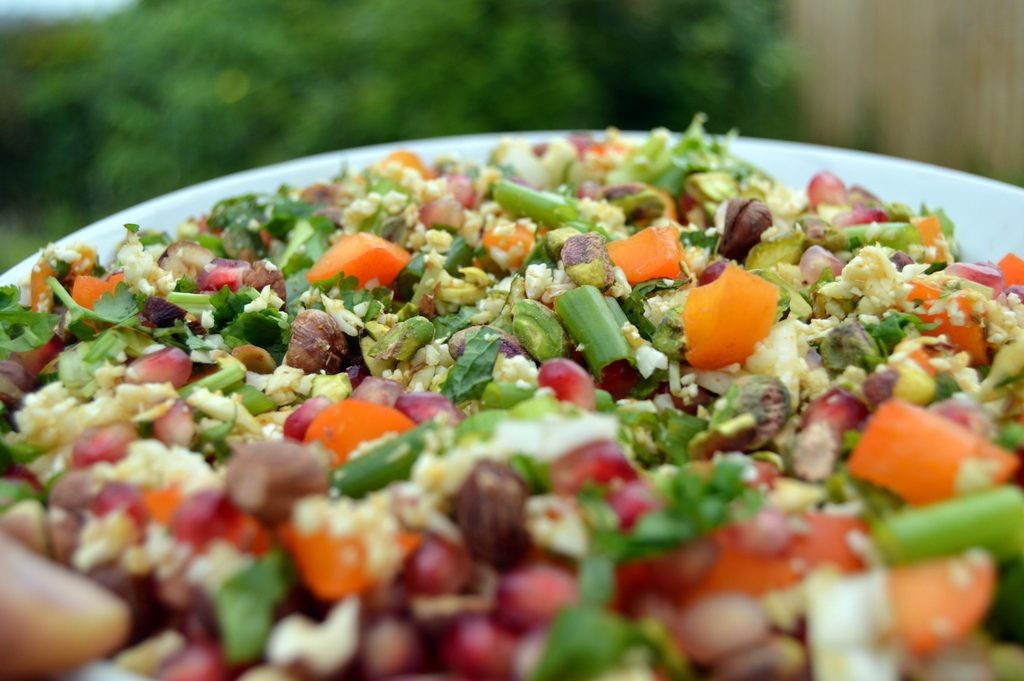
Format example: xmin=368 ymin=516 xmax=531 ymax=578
xmin=25 ymin=132 xmax=1024 ymax=681
xmin=6 ymin=132 xmax=1024 ymax=292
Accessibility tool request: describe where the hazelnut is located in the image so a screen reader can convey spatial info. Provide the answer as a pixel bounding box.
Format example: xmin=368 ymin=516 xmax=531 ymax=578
xmin=232 ymin=345 xmax=277 ymax=374
xmin=285 ymin=309 xmax=348 ymax=374
xmin=242 ymin=260 xmax=287 ymax=300
xmin=454 ymin=461 xmax=531 ymax=568
xmin=225 ymin=442 xmax=329 ymax=524
xmin=718 ymin=198 xmax=773 ymax=261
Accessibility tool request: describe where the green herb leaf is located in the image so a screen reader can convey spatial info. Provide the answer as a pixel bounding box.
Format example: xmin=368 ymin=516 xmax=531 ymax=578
xmin=679 ymin=229 xmax=718 ymax=251
xmin=0 ymin=285 xmax=57 ymax=358
xmin=528 ymin=606 xmax=643 ymax=681
xmin=578 ymin=553 xmax=615 ymax=606
xmin=216 ymin=550 xmax=294 ymax=664
xmin=440 ymin=329 xmax=501 ymax=403
xmin=432 ymin=307 xmax=476 ymax=339
xmin=221 ymin=310 xmax=290 ymax=363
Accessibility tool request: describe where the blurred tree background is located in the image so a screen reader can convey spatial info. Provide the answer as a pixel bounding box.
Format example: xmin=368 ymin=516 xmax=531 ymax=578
xmin=2 ymin=0 xmax=1022 ymax=271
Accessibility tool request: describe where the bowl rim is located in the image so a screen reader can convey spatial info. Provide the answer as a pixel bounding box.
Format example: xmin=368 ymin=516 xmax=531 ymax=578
xmin=6 ymin=130 xmax=1024 ymax=289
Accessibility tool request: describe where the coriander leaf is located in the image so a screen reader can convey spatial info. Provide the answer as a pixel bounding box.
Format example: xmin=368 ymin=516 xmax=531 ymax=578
xmin=0 ymin=285 xmax=57 ymax=358
xmin=659 ymin=409 xmax=707 ymax=464
xmin=865 ymin=311 xmax=936 ymax=356
xmin=528 ymin=606 xmax=642 ymax=681
xmin=679 ymin=230 xmax=718 ymax=251
xmin=209 ymin=286 xmax=259 ymax=327
xmin=440 ymin=329 xmax=501 ymax=404
xmin=221 ymin=310 xmax=290 ymax=362
xmin=216 ymin=550 xmax=294 ymax=664
xmin=432 ymin=307 xmax=475 ymax=339
xmin=620 ymin=278 xmax=685 ymax=339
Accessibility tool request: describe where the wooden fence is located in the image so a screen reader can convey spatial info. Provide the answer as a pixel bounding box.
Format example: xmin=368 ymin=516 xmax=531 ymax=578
xmin=786 ymin=0 xmax=1024 ymax=181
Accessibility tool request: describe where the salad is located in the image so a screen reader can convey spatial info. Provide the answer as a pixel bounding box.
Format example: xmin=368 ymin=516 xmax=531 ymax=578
xmin=2 ymin=117 xmax=1024 ymax=681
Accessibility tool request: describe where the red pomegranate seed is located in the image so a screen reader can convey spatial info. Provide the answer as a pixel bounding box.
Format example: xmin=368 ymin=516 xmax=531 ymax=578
xmin=698 ymin=260 xmax=728 ymax=286
xmin=153 ymin=399 xmax=196 ymax=448
xmin=568 ymin=134 xmax=594 ymax=158
xmin=360 ymin=617 xmax=426 ymax=679
xmin=550 ymin=439 xmax=637 ymax=496
xmin=350 ymin=376 xmax=404 ymax=407
xmin=539 ymin=358 xmax=596 ymax=410
xmin=832 ymin=206 xmax=889 ymax=228
xmin=441 ymin=615 xmax=518 ymax=681
xmin=799 ymin=245 xmax=845 ymax=284
xmin=597 ymin=359 xmax=640 ymax=400
xmin=720 ymin=507 xmax=792 ymax=557
xmin=156 ymin=641 xmax=227 ymax=681
xmin=446 ymin=174 xmax=478 ymax=209
xmin=346 ymin=362 xmax=370 ymax=388
xmin=807 ymin=171 xmax=847 ymax=210
xmin=12 ymin=335 xmax=64 ymax=375
xmin=644 ymin=538 xmax=720 ymax=595
xmin=395 ymin=392 xmax=464 ymax=424
xmin=496 ymin=563 xmax=579 ymax=631
xmin=607 ymin=479 xmax=662 ymax=530
xmin=125 ymin=347 xmax=193 ymax=389
xmin=196 ymin=259 xmax=250 ymax=293
xmin=71 ymin=422 xmax=137 ymax=468
xmin=171 ymin=490 xmax=244 ymax=550
xmin=403 ymin=534 xmax=473 ymax=596
xmin=930 ymin=397 xmax=995 ymax=438
xmin=92 ymin=482 xmax=148 ymax=527
xmin=283 ymin=396 xmax=332 ymax=441
xmin=945 ymin=262 xmax=1005 ymax=296
xmin=420 ymin=197 xmax=466 ymax=230
xmin=2 ymin=464 xmax=42 ymax=492
xmin=747 ymin=461 xmax=781 ymax=491
xmin=801 ymin=388 xmax=868 ymax=437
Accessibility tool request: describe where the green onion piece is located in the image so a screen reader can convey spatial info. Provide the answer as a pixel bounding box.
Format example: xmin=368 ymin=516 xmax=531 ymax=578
xmin=493 ymin=180 xmax=597 ymax=233
xmin=481 ymin=381 xmax=537 ymax=410
xmin=180 ymin=363 xmax=246 ymax=397
xmin=166 ymin=291 xmax=213 ymax=315
xmin=330 ymin=422 xmax=437 ymax=498
xmin=872 ymin=486 xmax=1024 ymax=563
xmin=555 ymin=285 xmax=634 ymax=375
xmin=843 ymin=222 xmax=922 ymax=252
xmin=444 ymin=236 xmax=475 ymax=275
xmin=230 ymin=384 xmax=277 ymax=415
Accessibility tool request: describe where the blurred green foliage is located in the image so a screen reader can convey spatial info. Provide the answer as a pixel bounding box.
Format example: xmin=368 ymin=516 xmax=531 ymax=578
xmin=0 ymin=0 xmax=796 ymax=268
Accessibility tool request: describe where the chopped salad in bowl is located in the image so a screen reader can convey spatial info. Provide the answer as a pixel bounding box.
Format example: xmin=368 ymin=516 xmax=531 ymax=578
xmin=3 ymin=117 xmax=1024 ymax=681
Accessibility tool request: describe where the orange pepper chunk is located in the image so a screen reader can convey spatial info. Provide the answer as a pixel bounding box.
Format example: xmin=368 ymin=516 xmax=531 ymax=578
xmin=482 ymin=222 xmax=535 ymax=270
xmin=142 ymin=486 xmax=183 ymax=525
xmin=305 ymin=399 xmax=416 ymax=466
xmin=999 ymin=253 xmax=1024 ymax=287
xmin=683 ymin=264 xmax=778 ymax=370
xmin=306 ymin=233 xmax=412 ymax=288
xmin=848 ymin=399 xmax=1018 ymax=504
xmin=907 ymin=281 xmax=988 ymax=365
xmin=911 ymin=215 xmax=946 ymax=262
xmin=71 ymin=272 xmax=125 ymax=310
xmin=607 ymin=226 xmax=682 ymax=285
xmin=281 ymin=524 xmax=372 ymax=600
xmin=381 ymin=150 xmax=434 ymax=178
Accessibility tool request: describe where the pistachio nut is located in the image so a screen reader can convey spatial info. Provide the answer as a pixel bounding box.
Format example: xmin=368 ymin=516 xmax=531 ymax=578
xmin=448 ymin=325 xmax=525 ymax=359
xmin=560 ymin=232 xmax=614 ymax=289
xmin=689 ymin=376 xmax=792 ymax=459
xmin=368 ymin=316 xmax=435 ymax=362
xmin=601 ymin=183 xmax=669 ymax=224
xmin=650 ymin=313 xmax=686 ymax=360
xmin=311 ymin=373 xmax=353 ymax=402
xmin=545 ymin=227 xmax=583 ymax=259
xmin=512 ymin=299 xmax=569 ymax=362
xmin=818 ymin=321 xmax=880 ymax=375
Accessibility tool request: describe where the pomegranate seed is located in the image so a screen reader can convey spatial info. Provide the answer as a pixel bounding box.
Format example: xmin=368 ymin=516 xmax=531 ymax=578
xmin=747 ymin=461 xmax=781 ymax=491
xmin=674 ymin=594 xmax=771 ymax=665
xmin=12 ymin=335 xmax=64 ymax=375
xmin=171 ymin=490 xmax=244 ymax=550
xmin=2 ymin=464 xmax=42 ymax=492
xmin=196 ymin=259 xmax=250 ymax=293
xmin=283 ymin=396 xmax=332 ymax=441
xmin=720 ymin=507 xmax=792 ymax=557
xmin=799 ymin=245 xmax=845 ymax=284
xmin=607 ymin=479 xmax=662 ymax=530
xmin=350 ymin=376 xmax=404 ymax=407
xmin=156 ymin=641 xmax=227 ymax=681
xmin=538 ymin=358 xmax=595 ymax=410
xmin=153 ymin=399 xmax=196 ymax=448
xmin=420 ymin=197 xmax=466 ymax=230
xmin=597 ymin=359 xmax=640 ymax=400
xmin=644 ymin=538 xmax=720 ymax=595
xmin=930 ymin=397 xmax=995 ymax=438
xmin=403 ymin=534 xmax=473 ymax=596
xmin=346 ymin=362 xmax=370 ymax=388
xmin=550 ymin=439 xmax=637 ymax=496
xmin=801 ymin=388 xmax=868 ymax=436
xmin=946 ymin=262 xmax=1005 ymax=296
xmin=360 ymin=617 xmax=426 ymax=679
xmin=567 ymin=134 xmax=594 ymax=158
xmin=806 ymin=171 xmax=847 ymax=210
xmin=71 ymin=422 xmax=137 ymax=468
xmin=832 ymin=206 xmax=889 ymax=228
xmin=125 ymin=347 xmax=193 ymax=389
xmin=698 ymin=260 xmax=728 ymax=286
xmin=446 ymin=174 xmax=477 ymax=209
xmin=496 ymin=563 xmax=579 ymax=631
xmin=92 ymin=482 xmax=148 ymax=527
xmin=576 ymin=180 xmax=603 ymax=200
xmin=441 ymin=615 xmax=518 ymax=681
xmin=395 ymin=391 xmax=464 ymax=424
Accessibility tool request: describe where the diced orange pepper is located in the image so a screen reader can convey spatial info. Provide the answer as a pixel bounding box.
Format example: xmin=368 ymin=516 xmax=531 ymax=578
xmin=848 ymin=400 xmax=1018 ymax=504
xmin=306 ymin=233 xmax=412 ymax=288
xmin=305 ymin=399 xmax=416 ymax=466
xmin=607 ymin=226 xmax=682 ymax=285
xmin=281 ymin=523 xmax=372 ymax=600
xmin=683 ymin=264 xmax=778 ymax=370
xmin=907 ymin=282 xmax=988 ymax=365
xmin=912 ymin=215 xmax=946 ymax=262
xmin=381 ymin=150 xmax=434 ymax=179
xmin=889 ymin=554 xmax=995 ymax=654
xmin=999 ymin=253 xmax=1024 ymax=287
xmin=29 ymin=259 xmax=56 ymax=313
xmin=482 ymin=221 xmax=535 ymax=270
xmin=142 ymin=486 xmax=183 ymax=525
xmin=71 ymin=272 xmax=125 ymax=310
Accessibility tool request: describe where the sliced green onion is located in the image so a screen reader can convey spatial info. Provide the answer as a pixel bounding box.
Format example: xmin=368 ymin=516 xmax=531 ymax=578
xmin=494 ymin=180 xmax=580 ymax=228
xmin=843 ymin=222 xmax=922 ymax=252
xmin=872 ymin=486 xmax=1024 ymax=563
xmin=230 ymin=384 xmax=277 ymax=415
xmin=555 ymin=285 xmax=634 ymax=375
xmin=166 ymin=291 xmax=213 ymax=315
xmin=444 ymin=236 xmax=475 ymax=275
xmin=330 ymin=422 xmax=437 ymax=498
xmin=481 ymin=381 xmax=536 ymax=410
xmin=180 ymin=363 xmax=246 ymax=397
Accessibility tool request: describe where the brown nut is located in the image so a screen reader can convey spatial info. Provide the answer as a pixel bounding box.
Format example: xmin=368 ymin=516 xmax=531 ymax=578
xmin=718 ymin=198 xmax=773 ymax=262
xmin=454 ymin=461 xmax=531 ymax=568
xmin=0 ymin=500 xmax=48 ymax=555
xmin=242 ymin=260 xmax=287 ymax=300
xmin=448 ymin=325 xmax=525 ymax=360
xmin=285 ymin=309 xmax=348 ymax=374
xmin=157 ymin=241 xmax=216 ymax=279
xmin=142 ymin=296 xmax=187 ymax=328
xmin=0 ymin=360 xmax=35 ymax=407
xmin=231 ymin=345 xmax=277 ymax=374
xmin=49 ymin=470 xmax=100 ymax=514
xmin=225 ymin=442 xmax=329 ymax=524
